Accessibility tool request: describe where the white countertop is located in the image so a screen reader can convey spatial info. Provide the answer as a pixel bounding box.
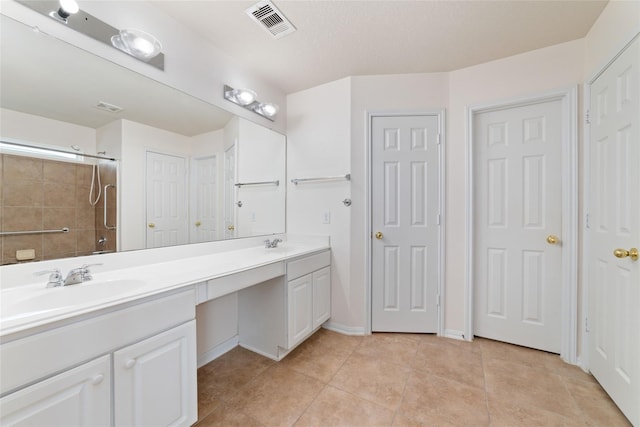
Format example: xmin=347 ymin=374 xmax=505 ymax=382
xmin=0 ymin=236 xmax=329 ymax=338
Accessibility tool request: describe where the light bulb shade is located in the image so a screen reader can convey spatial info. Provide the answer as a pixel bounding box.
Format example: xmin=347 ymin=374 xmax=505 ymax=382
xmin=58 ymin=0 xmax=79 ymax=18
xmin=111 ymin=29 xmax=162 ymax=61
xmin=226 ymin=88 xmax=257 ymax=106
xmin=254 ymin=102 xmax=279 ymax=118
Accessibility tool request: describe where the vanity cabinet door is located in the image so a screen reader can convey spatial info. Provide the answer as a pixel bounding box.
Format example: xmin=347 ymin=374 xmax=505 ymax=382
xmin=0 ymin=355 xmax=111 ymax=426
xmin=287 ymin=273 xmax=314 ymax=348
xmin=313 ymin=266 xmax=331 ymax=329
xmin=114 ymin=320 xmax=197 ymax=427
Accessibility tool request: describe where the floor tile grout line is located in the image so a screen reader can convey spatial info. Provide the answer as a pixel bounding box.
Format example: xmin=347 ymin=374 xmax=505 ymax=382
xmin=479 ymin=342 xmax=493 ymax=426
xmin=288 ymin=333 xmax=363 ymax=427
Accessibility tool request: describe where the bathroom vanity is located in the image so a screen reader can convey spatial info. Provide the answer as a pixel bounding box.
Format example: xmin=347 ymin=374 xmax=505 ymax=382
xmin=0 ymin=235 xmax=330 ymax=426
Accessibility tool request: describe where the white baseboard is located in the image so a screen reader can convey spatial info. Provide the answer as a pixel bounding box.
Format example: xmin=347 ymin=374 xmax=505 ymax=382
xmin=238 ymin=342 xmax=282 ymax=361
xmin=197 ymin=335 xmax=239 ymax=368
xmin=322 ymin=322 xmax=367 ymax=336
xmin=444 ymin=329 xmax=466 ymax=341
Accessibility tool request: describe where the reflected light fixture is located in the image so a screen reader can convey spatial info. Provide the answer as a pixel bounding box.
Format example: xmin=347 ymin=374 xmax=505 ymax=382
xmin=252 ymin=102 xmax=279 ymax=119
xmin=50 ymin=0 xmax=78 ymax=22
xmin=111 ymin=29 xmax=163 ymax=61
xmin=224 ymin=87 xmax=257 ymax=106
xmin=223 ymin=84 xmax=278 ymax=121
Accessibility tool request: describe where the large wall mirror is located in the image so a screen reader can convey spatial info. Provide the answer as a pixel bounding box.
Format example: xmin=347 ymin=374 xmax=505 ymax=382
xmin=0 ymin=15 xmax=286 ymax=266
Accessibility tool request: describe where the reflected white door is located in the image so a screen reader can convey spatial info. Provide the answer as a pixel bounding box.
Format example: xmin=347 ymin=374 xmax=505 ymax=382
xmin=371 ymin=115 xmax=440 ymax=333
xmin=191 ymin=156 xmax=217 ymax=243
xmin=146 ymin=151 xmax=187 ymax=248
xmin=473 ymin=99 xmax=563 ymax=353
xmin=224 ymin=144 xmax=237 ymax=239
xmin=588 ymin=36 xmax=639 ymax=426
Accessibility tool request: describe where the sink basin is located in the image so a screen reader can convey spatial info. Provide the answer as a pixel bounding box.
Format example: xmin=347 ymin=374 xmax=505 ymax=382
xmin=1 ymin=279 xmax=148 ymax=321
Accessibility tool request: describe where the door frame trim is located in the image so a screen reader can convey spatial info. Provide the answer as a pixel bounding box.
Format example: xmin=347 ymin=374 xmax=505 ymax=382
xmin=464 ymin=87 xmax=578 ymax=363
xmin=365 ymin=109 xmax=446 ymax=335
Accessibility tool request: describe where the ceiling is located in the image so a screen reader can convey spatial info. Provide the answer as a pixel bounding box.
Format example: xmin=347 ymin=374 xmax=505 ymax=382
xmin=1 ymin=15 xmax=232 ymax=136
xmin=151 ymin=0 xmax=608 ymax=95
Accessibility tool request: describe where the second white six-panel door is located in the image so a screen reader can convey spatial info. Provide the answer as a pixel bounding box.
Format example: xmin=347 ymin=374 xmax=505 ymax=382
xmin=371 ymin=115 xmax=440 ymax=333
xmin=473 ymin=100 xmax=563 ymax=353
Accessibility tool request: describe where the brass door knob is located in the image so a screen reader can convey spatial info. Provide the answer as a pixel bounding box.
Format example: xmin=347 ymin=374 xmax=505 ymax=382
xmin=375 ymin=231 xmax=383 ymax=240
xmin=613 ymin=248 xmax=638 ymax=261
xmin=148 ymin=223 xmax=155 ymax=229
xmin=195 ymin=221 xmax=202 ymax=227
xmin=227 ymin=225 xmax=235 ymax=231
xmin=546 ymin=235 xmax=559 ymax=245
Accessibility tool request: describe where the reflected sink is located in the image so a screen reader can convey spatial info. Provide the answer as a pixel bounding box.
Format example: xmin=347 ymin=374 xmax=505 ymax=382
xmin=1 ymin=279 xmax=148 ymax=320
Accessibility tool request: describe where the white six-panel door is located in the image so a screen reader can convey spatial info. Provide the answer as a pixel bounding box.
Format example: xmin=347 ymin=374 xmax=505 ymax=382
xmin=587 ymin=35 xmax=639 ymax=426
xmin=146 ymin=151 xmax=188 ymax=249
xmin=473 ymin=100 xmax=563 ymax=353
xmin=371 ymin=114 xmax=440 ymax=333
xmin=191 ymin=156 xmax=217 ymax=243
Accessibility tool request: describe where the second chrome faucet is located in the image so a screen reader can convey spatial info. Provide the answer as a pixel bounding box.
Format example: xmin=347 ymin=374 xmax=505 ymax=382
xmin=264 ymin=238 xmax=282 ymax=248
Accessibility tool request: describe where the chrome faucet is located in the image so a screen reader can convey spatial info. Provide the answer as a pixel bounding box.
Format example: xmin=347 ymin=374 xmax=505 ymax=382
xmin=264 ymin=238 xmax=283 ymax=248
xmin=36 ymin=264 xmax=102 ymax=287
xmin=35 ymin=268 xmax=64 ymax=288
xmin=64 ymin=264 xmax=102 ymax=285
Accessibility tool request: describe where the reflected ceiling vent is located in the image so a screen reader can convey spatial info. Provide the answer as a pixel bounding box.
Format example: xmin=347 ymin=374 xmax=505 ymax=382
xmin=245 ymin=0 xmax=296 ymax=39
xmin=95 ymin=101 xmax=123 ymax=113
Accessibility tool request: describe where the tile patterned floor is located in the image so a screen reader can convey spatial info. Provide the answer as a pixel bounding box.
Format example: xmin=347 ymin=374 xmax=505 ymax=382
xmin=195 ymin=329 xmax=630 ymax=426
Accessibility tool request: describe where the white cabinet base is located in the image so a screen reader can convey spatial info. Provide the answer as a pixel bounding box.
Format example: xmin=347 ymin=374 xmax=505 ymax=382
xmin=114 ymin=320 xmax=197 ymax=427
xmin=0 ymin=355 xmax=111 ymax=427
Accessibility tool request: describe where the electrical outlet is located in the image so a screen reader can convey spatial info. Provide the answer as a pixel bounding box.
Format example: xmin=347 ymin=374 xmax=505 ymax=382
xmin=322 ymin=211 xmax=331 ymax=224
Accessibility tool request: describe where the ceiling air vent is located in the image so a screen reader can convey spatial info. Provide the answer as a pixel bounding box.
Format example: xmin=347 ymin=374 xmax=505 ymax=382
xmin=245 ymin=0 xmax=296 ymax=40
xmin=95 ymin=101 xmax=123 ymax=113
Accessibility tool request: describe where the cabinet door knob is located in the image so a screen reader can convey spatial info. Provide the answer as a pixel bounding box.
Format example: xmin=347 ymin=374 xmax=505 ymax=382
xmin=91 ymin=374 xmax=104 ymax=385
xmin=125 ymin=359 xmax=136 ymax=369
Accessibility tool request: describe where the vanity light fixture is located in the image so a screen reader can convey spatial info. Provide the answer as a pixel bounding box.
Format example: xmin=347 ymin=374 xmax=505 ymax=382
xmin=111 ymin=29 xmax=163 ymax=62
xmin=15 ymin=0 xmax=165 ymax=70
xmin=223 ymin=85 xmax=278 ymax=121
xmin=50 ymin=0 xmax=79 ymax=22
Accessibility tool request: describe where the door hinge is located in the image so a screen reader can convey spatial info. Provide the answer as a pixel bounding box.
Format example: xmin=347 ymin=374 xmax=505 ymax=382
xmin=585 ymin=317 xmax=590 ymax=333
xmin=437 ymin=214 xmax=441 ymax=225
xmin=585 ymin=213 xmax=590 ymax=229
xmin=585 ymin=110 xmax=591 ymax=125
xmin=437 ymin=133 xmax=442 ymax=145
xmin=436 ymin=294 xmax=441 ymax=307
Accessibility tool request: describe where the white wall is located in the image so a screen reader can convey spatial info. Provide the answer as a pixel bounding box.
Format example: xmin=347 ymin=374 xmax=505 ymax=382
xmin=583 ymin=0 xmax=640 ymax=79
xmin=0 ymin=0 xmax=286 ymax=134
xmin=286 ymin=78 xmax=353 ymax=330
xmin=236 ymin=119 xmax=286 ymax=238
xmin=1 ymin=108 xmax=96 ymax=154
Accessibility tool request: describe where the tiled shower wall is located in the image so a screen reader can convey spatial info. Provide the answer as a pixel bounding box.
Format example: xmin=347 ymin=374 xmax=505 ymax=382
xmin=0 ymin=154 xmax=117 ymax=265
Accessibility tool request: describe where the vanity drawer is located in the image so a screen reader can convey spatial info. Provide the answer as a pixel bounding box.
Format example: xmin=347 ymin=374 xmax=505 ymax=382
xmin=206 ymin=262 xmax=285 ymax=301
xmin=286 ymin=251 xmax=331 ymax=281
xmin=0 ymin=290 xmax=195 ymax=396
